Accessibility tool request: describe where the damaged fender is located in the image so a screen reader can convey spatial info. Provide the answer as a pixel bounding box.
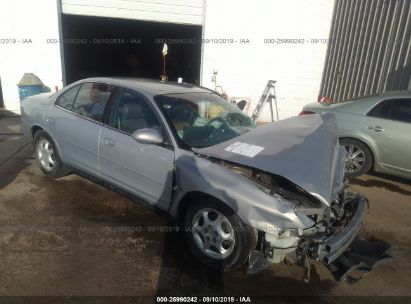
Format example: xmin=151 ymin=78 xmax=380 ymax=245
xmin=169 ymin=149 xmax=315 ymax=232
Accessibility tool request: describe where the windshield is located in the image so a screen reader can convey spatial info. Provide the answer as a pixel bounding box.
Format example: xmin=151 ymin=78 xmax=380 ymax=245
xmin=154 ymin=92 xmax=255 ymax=148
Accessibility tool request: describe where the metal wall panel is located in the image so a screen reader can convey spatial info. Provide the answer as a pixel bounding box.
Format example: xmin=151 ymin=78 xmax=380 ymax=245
xmin=320 ymin=0 xmax=411 ymax=101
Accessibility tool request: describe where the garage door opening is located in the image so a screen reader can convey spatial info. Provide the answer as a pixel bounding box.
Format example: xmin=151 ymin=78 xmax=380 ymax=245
xmin=61 ymin=14 xmax=202 ymax=85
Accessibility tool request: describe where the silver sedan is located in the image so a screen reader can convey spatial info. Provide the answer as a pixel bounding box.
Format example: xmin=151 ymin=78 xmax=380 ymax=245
xmin=301 ymin=91 xmax=411 ymax=179
xmin=21 ymin=78 xmax=366 ymax=278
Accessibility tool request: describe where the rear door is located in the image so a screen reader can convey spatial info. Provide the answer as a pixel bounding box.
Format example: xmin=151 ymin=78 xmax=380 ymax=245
xmin=98 ymin=88 xmax=174 ymax=211
xmin=46 ymin=82 xmax=114 ymax=176
xmin=363 ymin=98 xmax=411 ymax=174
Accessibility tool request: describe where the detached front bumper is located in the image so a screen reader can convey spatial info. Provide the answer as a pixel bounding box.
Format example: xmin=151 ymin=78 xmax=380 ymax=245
xmin=248 ymin=193 xmax=369 ymax=279
xmin=314 ymin=195 xmax=367 ymax=265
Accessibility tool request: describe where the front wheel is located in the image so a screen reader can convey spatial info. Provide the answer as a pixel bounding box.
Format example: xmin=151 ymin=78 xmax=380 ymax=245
xmin=183 ymin=198 xmax=256 ymax=271
xmin=34 ymin=130 xmax=69 ymax=178
xmin=340 ymin=138 xmax=373 ymax=178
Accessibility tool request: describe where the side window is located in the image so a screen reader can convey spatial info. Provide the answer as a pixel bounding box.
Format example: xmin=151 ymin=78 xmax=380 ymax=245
xmin=368 ymin=99 xmax=411 ymax=123
xmin=55 ymin=85 xmax=80 ymax=110
xmin=368 ymin=100 xmax=391 ymax=119
xmin=72 ymin=82 xmax=114 ymax=121
xmin=108 ymin=89 xmax=161 ymax=134
xmin=389 ymin=99 xmax=411 ymax=123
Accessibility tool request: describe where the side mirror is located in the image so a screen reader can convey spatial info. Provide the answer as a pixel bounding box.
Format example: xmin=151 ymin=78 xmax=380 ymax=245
xmin=132 ymin=128 xmax=163 ymax=145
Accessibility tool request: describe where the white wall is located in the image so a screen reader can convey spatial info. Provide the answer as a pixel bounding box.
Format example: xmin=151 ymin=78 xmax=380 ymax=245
xmin=0 ymin=0 xmax=63 ymax=113
xmin=201 ymin=0 xmax=335 ymax=121
xmin=0 ymin=0 xmax=334 ymax=118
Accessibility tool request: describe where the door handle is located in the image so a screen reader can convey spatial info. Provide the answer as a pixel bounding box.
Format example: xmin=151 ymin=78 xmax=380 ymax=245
xmin=45 ymin=117 xmax=55 ymax=124
xmin=103 ymin=138 xmax=115 ymax=147
xmin=367 ymin=125 xmax=385 ymax=132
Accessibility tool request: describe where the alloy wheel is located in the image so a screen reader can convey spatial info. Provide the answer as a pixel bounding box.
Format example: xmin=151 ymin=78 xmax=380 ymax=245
xmin=191 ymin=208 xmax=235 ymax=259
xmin=36 ymin=138 xmax=55 ymax=172
xmin=344 ymin=144 xmax=366 ymax=174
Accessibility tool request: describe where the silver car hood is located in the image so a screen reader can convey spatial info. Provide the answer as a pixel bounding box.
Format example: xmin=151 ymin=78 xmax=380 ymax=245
xmin=194 ymin=113 xmax=345 ymax=206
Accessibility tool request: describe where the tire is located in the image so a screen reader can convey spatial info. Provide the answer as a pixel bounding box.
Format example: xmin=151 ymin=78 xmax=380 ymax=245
xmin=183 ymin=198 xmax=256 ymax=271
xmin=34 ymin=130 xmax=69 ymax=178
xmin=340 ymin=138 xmax=373 ymax=178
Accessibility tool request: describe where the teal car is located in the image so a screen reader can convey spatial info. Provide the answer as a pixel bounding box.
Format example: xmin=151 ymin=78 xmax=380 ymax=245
xmin=301 ymin=91 xmax=411 ymax=179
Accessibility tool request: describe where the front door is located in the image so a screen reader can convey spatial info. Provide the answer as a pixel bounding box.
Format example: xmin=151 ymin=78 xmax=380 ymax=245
xmin=98 ymin=88 xmax=174 ymax=211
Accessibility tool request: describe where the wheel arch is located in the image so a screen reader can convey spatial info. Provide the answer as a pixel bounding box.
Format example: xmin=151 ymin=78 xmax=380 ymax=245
xmin=176 ymin=191 xmax=233 ymax=222
xmin=31 ymin=127 xmax=65 ymax=163
xmin=31 ymin=125 xmax=44 ymax=139
xmin=172 ymin=155 xmax=313 ymax=232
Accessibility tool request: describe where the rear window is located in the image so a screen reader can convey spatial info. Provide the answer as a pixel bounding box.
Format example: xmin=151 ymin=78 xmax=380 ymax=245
xmin=55 ymin=85 xmax=80 ymax=110
xmin=71 ymin=83 xmax=114 ymax=121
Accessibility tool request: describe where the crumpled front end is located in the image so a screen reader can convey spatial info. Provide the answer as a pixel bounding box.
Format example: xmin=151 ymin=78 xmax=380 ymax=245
xmin=248 ymin=183 xmax=368 ymax=281
xmin=206 ymin=155 xmax=368 ymax=280
xmin=192 ymin=113 xmax=381 ymax=281
xmin=311 ymin=192 xmax=367 ymax=265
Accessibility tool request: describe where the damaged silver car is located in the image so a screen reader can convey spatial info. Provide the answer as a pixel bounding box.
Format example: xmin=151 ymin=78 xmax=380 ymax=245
xmin=21 ymin=78 xmax=367 ymax=278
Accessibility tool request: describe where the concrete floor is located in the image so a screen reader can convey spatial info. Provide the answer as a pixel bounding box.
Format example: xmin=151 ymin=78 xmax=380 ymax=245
xmin=1 ymin=111 xmax=411 ymax=301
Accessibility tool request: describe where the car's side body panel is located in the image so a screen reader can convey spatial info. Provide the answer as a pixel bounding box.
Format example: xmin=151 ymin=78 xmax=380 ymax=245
xmin=330 ymin=111 xmax=383 ymax=170
xmin=171 ymin=149 xmax=315 ymax=232
xmin=363 ymin=115 xmax=411 ymax=177
xmin=46 ymin=103 xmax=102 ymax=176
xmin=20 ymin=92 xmax=55 ymax=138
xmin=98 ymin=126 xmax=174 ymax=211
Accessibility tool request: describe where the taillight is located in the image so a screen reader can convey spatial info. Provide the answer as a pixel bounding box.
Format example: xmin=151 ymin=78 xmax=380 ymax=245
xmin=318 ymin=95 xmax=333 ymax=103
xmin=299 ymin=110 xmax=315 ymax=116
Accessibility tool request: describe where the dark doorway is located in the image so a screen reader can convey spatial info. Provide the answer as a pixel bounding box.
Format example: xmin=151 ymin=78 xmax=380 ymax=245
xmin=61 ymin=14 xmax=202 ymax=85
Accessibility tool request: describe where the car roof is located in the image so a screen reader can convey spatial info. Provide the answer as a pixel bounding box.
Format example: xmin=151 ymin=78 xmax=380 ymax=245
xmin=304 ymin=90 xmax=411 ymax=115
xmin=339 ymin=90 xmax=411 ymax=111
xmin=378 ymin=90 xmax=411 ymax=97
xmin=79 ymin=77 xmax=213 ymax=97
xmin=335 ymin=90 xmax=411 ymax=104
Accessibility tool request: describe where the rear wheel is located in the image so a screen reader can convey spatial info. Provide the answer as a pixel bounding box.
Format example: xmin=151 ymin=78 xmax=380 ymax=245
xmin=340 ymin=138 xmax=372 ymax=178
xmin=34 ymin=130 xmax=69 ymax=178
xmin=183 ymin=198 xmax=255 ymax=271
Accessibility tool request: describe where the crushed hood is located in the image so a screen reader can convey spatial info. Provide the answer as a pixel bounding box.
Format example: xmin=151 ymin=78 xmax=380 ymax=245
xmin=194 ymin=113 xmax=345 ymax=205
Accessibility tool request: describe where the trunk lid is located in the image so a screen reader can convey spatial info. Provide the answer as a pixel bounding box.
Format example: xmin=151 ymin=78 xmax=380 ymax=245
xmin=195 ymin=113 xmax=345 ymax=206
xmin=303 ymin=102 xmax=345 ymax=113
